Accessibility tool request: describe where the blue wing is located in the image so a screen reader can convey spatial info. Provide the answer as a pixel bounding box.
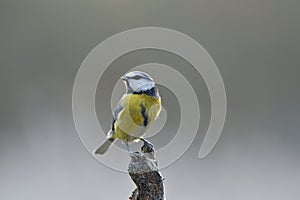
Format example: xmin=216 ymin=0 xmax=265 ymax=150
xmin=111 ymin=96 xmax=125 ymax=131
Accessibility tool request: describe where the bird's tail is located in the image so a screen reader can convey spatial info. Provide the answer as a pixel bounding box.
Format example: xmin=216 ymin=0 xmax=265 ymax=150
xmin=94 ymin=137 xmax=115 ymax=155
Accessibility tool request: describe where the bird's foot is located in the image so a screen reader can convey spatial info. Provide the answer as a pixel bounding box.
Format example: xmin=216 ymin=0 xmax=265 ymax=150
xmin=140 ymin=138 xmax=155 ymax=153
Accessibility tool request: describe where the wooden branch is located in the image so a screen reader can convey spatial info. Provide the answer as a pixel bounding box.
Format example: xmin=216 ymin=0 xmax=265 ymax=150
xmin=128 ymin=140 xmax=165 ymax=200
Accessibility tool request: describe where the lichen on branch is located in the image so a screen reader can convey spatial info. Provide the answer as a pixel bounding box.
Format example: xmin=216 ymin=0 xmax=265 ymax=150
xmin=128 ymin=140 xmax=165 ymax=200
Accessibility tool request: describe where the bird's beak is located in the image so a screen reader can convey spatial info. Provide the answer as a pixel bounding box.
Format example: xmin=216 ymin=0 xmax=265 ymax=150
xmin=121 ymin=76 xmax=127 ymax=81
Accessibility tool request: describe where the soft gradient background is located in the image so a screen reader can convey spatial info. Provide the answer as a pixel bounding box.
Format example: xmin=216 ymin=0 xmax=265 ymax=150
xmin=1 ymin=0 xmax=299 ymax=199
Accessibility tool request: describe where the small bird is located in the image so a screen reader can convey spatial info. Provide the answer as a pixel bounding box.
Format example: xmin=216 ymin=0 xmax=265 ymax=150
xmin=94 ymin=71 xmax=161 ymax=154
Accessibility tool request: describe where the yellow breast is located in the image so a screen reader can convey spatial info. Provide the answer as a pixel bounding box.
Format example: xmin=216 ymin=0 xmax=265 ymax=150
xmin=113 ymin=94 xmax=161 ymax=141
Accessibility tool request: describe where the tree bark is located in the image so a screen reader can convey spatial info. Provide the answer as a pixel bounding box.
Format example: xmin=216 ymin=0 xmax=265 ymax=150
xmin=128 ymin=140 xmax=165 ymax=200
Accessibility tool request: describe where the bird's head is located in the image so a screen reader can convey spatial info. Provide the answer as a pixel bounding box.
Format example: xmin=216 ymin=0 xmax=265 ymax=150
xmin=121 ymin=71 xmax=155 ymax=93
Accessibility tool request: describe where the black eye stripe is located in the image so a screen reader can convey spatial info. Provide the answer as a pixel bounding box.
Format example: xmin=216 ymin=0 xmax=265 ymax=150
xmin=128 ymin=75 xmax=144 ymax=80
xmin=132 ymin=75 xmax=141 ymax=80
xmin=128 ymin=75 xmax=152 ymax=81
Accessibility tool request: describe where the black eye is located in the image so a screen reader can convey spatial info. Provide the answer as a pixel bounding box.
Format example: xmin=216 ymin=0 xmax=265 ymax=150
xmin=132 ymin=75 xmax=141 ymax=80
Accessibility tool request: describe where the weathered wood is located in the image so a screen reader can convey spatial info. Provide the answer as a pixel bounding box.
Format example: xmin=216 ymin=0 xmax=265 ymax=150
xmin=128 ymin=140 xmax=165 ymax=200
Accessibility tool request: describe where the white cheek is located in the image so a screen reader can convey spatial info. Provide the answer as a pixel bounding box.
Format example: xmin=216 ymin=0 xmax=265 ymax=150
xmin=130 ymin=79 xmax=154 ymax=91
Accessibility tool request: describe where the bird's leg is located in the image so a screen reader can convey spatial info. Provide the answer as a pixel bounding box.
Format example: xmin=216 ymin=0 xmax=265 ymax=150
xmin=124 ymin=140 xmax=131 ymax=153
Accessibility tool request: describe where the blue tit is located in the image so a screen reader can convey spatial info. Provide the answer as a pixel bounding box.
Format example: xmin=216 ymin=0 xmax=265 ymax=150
xmin=94 ymin=71 xmax=162 ymax=154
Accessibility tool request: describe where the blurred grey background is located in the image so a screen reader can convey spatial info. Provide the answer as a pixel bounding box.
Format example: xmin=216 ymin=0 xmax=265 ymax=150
xmin=1 ymin=0 xmax=299 ymax=199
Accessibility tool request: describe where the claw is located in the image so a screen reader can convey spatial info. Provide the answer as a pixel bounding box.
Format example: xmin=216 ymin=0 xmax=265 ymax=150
xmin=140 ymin=138 xmax=154 ymax=153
